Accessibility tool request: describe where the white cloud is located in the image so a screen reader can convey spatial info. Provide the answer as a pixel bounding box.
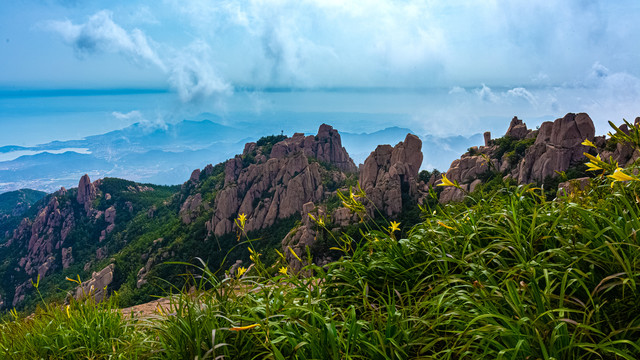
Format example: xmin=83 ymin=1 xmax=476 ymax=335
xmin=46 ymin=10 xmax=232 ymax=103
xmin=168 ymin=40 xmax=232 ymax=103
xmin=112 ymin=110 xmax=168 ymax=132
xmin=475 ymin=84 xmax=498 ymax=103
xmin=507 ymin=87 xmax=537 ymax=106
xmin=45 ymin=10 xmax=165 ymax=70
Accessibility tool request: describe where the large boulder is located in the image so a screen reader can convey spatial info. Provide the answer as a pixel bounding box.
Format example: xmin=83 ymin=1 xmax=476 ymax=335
xmin=518 ymin=113 xmax=595 ymax=183
xmin=74 ymin=264 xmax=115 ymax=303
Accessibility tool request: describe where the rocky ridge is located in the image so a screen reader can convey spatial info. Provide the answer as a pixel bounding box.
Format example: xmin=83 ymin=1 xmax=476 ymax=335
xmin=438 ymin=113 xmax=639 ymax=203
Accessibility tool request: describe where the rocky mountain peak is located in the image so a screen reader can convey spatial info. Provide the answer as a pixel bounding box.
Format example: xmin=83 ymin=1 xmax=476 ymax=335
xmin=269 ymin=124 xmax=357 ymax=173
xmin=181 ymin=124 xmax=356 ymax=237
xmin=359 ymin=133 xmax=424 ymax=217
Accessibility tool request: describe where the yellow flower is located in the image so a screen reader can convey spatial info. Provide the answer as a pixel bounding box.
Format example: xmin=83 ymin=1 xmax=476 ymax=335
xmin=65 ymin=276 xmax=80 ymax=284
xmin=437 ymin=221 xmax=455 ymax=230
xmin=66 ymin=305 xmax=71 ymax=319
xmin=230 ymin=323 xmax=260 ymax=331
xmin=278 ymin=266 xmax=288 ymax=275
xmin=389 ymin=221 xmax=401 ymax=233
xmin=288 ymin=246 xmax=303 ymax=262
xmin=607 ymin=168 xmax=637 ymax=186
xmin=237 ymin=213 xmax=247 ymax=229
xmin=437 ymin=174 xmax=455 ymax=187
xmin=585 ymin=162 xmax=602 ymax=171
xmin=237 ymin=266 xmax=247 ymax=277
xmin=581 ymin=139 xmax=597 ymax=148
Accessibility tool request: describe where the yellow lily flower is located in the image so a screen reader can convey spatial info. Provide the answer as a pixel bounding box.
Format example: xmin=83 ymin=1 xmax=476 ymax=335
xmin=66 ymin=305 xmax=71 ymax=319
xmin=581 ymin=139 xmax=596 ymax=148
xmin=278 ymin=266 xmax=288 ymax=275
xmin=230 ymin=323 xmax=260 ymax=331
xmin=585 ymin=162 xmax=602 ymax=171
xmin=237 ymin=266 xmax=247 ymax=277
xmin=437 ymin=174 xmax=455 ymax=187
xmin=237 ymin=213 xmax=247 ymax=229
xmin=288 ymin=246 xmax=303 ymax=262
xmin=437 ymin=221 xmax=455 ymax=230
xmin=607 ymin=168 xmax=637 ymax=183
xmin=389 ymin=221 xmax=401 ymax=232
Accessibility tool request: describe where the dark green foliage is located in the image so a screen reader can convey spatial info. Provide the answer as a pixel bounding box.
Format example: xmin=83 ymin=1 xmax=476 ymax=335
xmin=0 ymin=189 xmax=46 ymax=218
xmin=418 ymin=169 xmax=440 ymax=184
xmin=256 ymin=134 xmax=288 ymax=155
xmin=494 ymin=135 xmax=535 ymax=162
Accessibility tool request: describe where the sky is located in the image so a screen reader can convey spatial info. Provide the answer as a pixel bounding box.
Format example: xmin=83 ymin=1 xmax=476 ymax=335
xmin=1 ymin=0 xmax=640 ymax=143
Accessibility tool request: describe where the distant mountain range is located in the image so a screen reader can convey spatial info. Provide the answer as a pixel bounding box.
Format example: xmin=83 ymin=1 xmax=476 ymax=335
xmin=0 ymin=119 xmax=482 ymax=193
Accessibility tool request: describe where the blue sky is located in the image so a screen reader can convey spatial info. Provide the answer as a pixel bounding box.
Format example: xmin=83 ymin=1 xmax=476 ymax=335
xmin=1 ymin=1 xmax=640 ymax=141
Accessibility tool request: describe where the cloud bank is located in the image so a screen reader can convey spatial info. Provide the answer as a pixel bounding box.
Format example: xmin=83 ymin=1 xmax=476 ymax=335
xmin=46 ymin=10 xmax=231 ymax=103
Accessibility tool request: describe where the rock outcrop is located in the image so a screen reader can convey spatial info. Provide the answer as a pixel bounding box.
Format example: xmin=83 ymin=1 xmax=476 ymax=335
xmin=180 ymin=193 xmax=205 ymax=224
xmin=204 ymin=124 xmax=356 ymax=237
xmin=74 ymin=264 xmax=114 ymax=302
xmin=359 ymin=134 xmax=423 ymax=217
xmin=517 ymin=113 xmax=595 ymax=184
xmin=16 ymin=195 xmax=74 ymax=278
xmin=438 ymin=113 xmax=600 ymax=203
xmin=77 ymin=174 xmax=97 ymax=213
xmin=270 ymin=124 xmax=357 ymax=173
xmin=62 ymin=246 xmax=73 ymax=269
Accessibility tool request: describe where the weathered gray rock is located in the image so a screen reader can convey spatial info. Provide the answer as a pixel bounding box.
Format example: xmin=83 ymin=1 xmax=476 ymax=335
xmin=558 ymin=177 xmax=591 ymax=197
xmin=205 ymin=125 xmax=353 ymax=238
xmin=506 ymin=116 xmax=530 ymax=140
xmin=484 ymin=131 xmax=491 ymax=147
xmin=180 ymin=193 xmax=204 ymax=224
xmin=282 ymin=202 xmax=320 ymax=273
xmin=439 ymin=113 xmax=599 ymax=203
xmin=12 ymin=281 xmax=32 ymax=307
xmin=359 ymin=134 xmax=423 ymax=217
xmin=74 ymin=264 xmax=114 ymax=302
xmin=77 ymin=174 xmax=97 ymax=213
xmin=104 ymin=206 xmax=116 ymax=224
xmin=96 ymin=246 xmax=107 ymax=260
xmin=518 ymin=113 xmax=595 ymax=184
xmin=62 ymin=247 xmax=73 ymax=269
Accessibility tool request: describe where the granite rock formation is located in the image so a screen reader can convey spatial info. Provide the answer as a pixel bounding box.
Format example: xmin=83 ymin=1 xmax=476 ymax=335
xmin=359 ymin=133 xmax=423 ymax=217
xmin=201 ymin=124 xmax=357 ymax=237
xmin=77 ymin=174 xmax=97 ymax=214
xmin=438 ymin=113 xmax=600 ymax=203
xmin=74 ymin=264 xmax=115 ymax=303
